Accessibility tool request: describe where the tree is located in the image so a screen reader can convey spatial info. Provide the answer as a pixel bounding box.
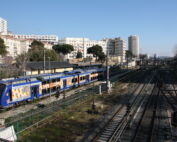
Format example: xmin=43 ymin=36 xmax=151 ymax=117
xmin=125 ymin=50 xmax=133 ymax=69
xmin=29 ymin=49 xmax=58 ymax=61
xmin=45 ymin=49 xmax=59 ymax=61
xmin=52 ymin=44 xmax=74 ymax=55
xmin=29 ymin=40 xmax=44 ymax=51
xmin=28 ymin=40 xmax=59 ymax=61
xmin=125 ymin=50 xmax=133 ymax=59
xmin=0 ymin=38 xmax=8 ymax=56
xmin=87 ymin=45 xmax=103 ymax=60
xmin=15 ymin=52 xmax=29 ymax=75
xmin=139 ymin=54 xmax=147 ymax=60
xmin=97 ymin=52 xmax=106 ymax=63
xmin=76 ymin=51 xmax=82 ymax=58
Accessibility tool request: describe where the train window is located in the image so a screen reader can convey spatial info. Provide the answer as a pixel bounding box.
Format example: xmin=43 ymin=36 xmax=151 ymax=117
xmin=56 ymin=86 xmax=60 ymax=90
xmin=52 ymin=79 xmax=56 ymax=82
xmin=52 ymin=87 xmax=56 ymax=92
xmin=0 ymin=84 xmax=5 ymax=95
xmin=56 ymin=78 xmax=60 ymax=81
xmin=42 ymin=89 xmax=47 ymax=95
xmin=47 ymin=88 xmax=50 ymax=93
xmin=42 ymin=81 xmax=46 ymax=85
xmin=72 ymin=78 xmax=74 ymax=83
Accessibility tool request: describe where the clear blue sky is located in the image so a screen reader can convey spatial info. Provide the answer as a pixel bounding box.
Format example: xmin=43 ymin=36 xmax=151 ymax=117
xmin=1 ymin=0 xmax=177 ymax=56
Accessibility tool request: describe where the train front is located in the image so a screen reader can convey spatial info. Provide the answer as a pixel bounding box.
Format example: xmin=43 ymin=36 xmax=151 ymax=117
xmin=0 ymin=83 xmax=7 ymax=108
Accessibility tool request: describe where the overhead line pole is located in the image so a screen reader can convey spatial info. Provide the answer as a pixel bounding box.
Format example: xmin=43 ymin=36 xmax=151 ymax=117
xmin=48 ymin=57 xmax=52 ymax=101
xmin=43 ymin=48 xmax=46 ymax=74
xmin=106 ymin=49 xmax=110 ymax=93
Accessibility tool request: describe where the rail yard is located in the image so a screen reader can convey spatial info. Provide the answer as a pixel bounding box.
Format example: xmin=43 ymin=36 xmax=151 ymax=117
xmin=1 ymin=62 xmax=177 ymax=142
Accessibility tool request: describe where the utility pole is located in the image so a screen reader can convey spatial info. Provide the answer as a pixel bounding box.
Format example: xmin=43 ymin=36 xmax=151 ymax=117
xmin=106 ymin=49 xmax=111 ymax=93
xmin=48 ymin=57 xmax=51 ymax=101
xmin=48 ymin=57 xmax=51 ymax=99
xmin=43 ymin=48 xmax=46 ymax=74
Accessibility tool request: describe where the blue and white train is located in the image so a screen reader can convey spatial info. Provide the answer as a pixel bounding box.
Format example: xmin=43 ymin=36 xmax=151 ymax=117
xmin=0 ymin=68 xmax=105 ymax=108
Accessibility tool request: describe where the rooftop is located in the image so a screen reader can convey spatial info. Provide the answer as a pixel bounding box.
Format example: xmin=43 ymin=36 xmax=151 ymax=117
xmin=26 ymin=61 xmax=75 ymax=70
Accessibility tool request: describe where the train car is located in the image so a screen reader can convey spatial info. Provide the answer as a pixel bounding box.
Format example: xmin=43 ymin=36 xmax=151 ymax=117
xmin=0 ymin=77 xmax=42 ymax=108
xmin=0 ymin=68 xmax=105 ymax=108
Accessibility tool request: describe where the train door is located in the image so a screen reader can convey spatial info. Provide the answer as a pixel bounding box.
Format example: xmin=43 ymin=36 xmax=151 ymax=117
xmin=86 ymin=75 xmax=89 ymax=82
xmin=77 ymin=75 xmax=80 ymax=85
xmin=31 ymin=86 xmax=38 ymax=98
xmin=63 ymin=79 xmax=67 ymax=88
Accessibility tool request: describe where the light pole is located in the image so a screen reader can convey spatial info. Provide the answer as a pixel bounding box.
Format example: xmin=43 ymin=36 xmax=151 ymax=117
xmin=48 ymin=57 xmax=51 ymax=101
xmin=43 ymin=48 xmax=46 ymax=74
xmin=106 ymin=49 xmax=111 ymax=93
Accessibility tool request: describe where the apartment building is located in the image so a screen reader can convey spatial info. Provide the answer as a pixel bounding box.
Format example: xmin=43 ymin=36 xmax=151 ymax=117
xmin=0 ymin=35 xmax=22 ymax=58
xmin=115 ymin=37 xmax=126 ymax=62
xmin=0 ymin=35 xmax=53 ymax=59
xmin=0 ymin=17 xmax=7 ymax=35
xmin=103 ymin=38 xmax=115 ymax=55
xmin=58 ymin=37 xmax=107 ymax=59
xmin=103 ymin=37 xmax=126 ymax=63
xmin=14 ymin=34 xmax=58 ymax=44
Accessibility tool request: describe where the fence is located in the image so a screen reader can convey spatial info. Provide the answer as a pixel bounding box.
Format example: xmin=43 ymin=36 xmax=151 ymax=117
xmin=5 ymin=83 xmax=101 ymax=137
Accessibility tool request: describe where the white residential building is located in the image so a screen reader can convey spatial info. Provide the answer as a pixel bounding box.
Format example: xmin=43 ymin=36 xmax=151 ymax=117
xmin=58 ymin=37 xmax=107 ymax=59
xmin=115 ymin=38 xmax=126 ymax=62
xmin=0 ymin=35 xmax=22 ymax=57
xmin=103 ymin=38 xmax=115 ymax=55
xmin=14 ymin=34 xmax=58 ymax=44
xmin=0 ymin=35 xmax=53 ymax=59
xmin=0 ymin=17 xmax=7 ymax=35
xmin=103 ymin=37 xmax=126 ymax=63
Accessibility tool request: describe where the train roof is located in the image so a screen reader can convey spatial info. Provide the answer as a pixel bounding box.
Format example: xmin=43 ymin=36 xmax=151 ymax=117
xmin=0 ymin=68 xmax=105 ymax=84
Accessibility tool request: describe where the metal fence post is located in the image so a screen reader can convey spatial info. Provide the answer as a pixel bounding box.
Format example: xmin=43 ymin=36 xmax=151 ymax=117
xmin=99 ymin=85 xmax=102 ymax=95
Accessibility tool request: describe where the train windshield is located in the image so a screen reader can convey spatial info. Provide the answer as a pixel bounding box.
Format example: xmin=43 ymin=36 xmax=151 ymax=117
xmin=0 ymin=84 xmax=5 ymax=95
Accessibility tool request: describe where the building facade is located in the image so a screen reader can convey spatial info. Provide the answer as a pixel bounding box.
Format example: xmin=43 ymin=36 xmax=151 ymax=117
xmin=115 ymin=38 xmax=126 ymax=62
xmin=0 ymin=35 xmax=53 ymax=59
xmin=103 ymin=37 xmax=126 ymax=63
xmin=14 ymin=35 xmax=58 ymax=44
xmin=0 ymin=17 xmax=7 ymax=35
xmin=58 ymin=37 xmax=107 ymax=59
xmin=128 ymin=35 xmax=139 ymax=57
xmin=103 ymin=38 xmax=115 ymax=55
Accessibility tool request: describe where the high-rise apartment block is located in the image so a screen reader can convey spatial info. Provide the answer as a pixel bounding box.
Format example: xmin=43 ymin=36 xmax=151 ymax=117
xmin=103 ymin=37 xmax=126 ymax=62
xmin=128 ymin=35 xmax=139 ymax=57
xmin=0 ymin=17 xmax=7 ymax=35
xmin=115 ymin=38 xmax=126 ymax=62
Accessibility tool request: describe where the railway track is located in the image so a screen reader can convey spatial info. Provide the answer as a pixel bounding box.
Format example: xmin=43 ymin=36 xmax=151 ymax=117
xmin=92 ymin=72 xmax=155 ymax=142
xmin=161 ymin=71 xmax=177 ymax=110
xmin=150 ymin=91 xmax=172 ymax=141
xmin=131 ymin=85 xmax=159 ymax=142
xmin=158 ymin=70 xmax=177 ymax=141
